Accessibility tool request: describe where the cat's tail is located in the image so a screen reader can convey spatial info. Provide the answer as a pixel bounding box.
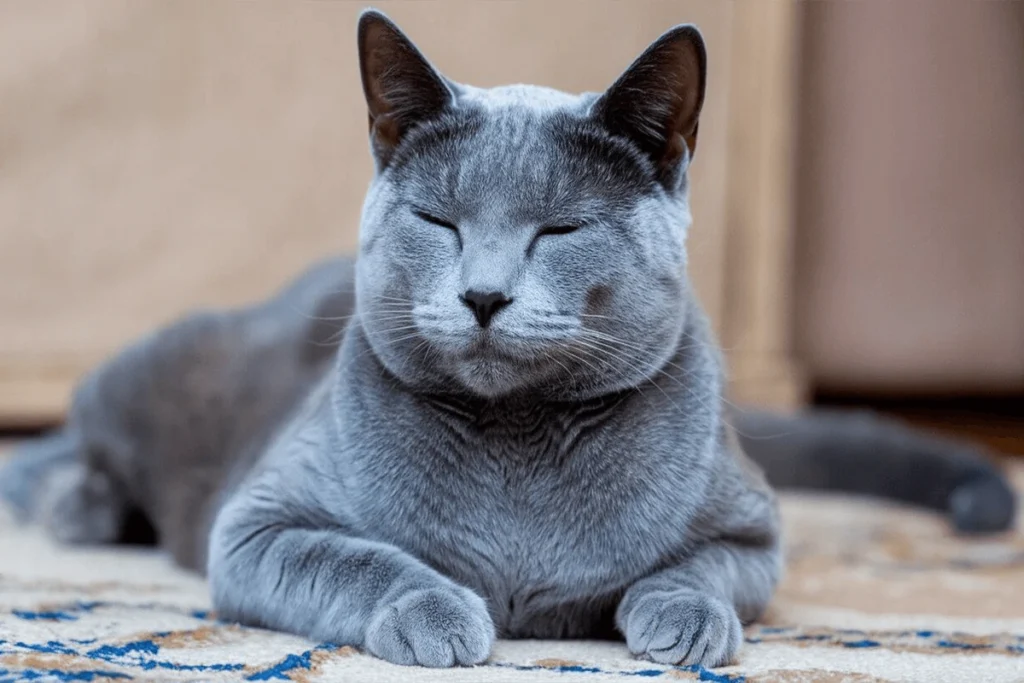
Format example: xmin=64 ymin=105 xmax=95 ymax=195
xmin=0 ymin=429 xmax=79 ymax=522
xmin=733 ymin=408 xmax=1017 ymax=534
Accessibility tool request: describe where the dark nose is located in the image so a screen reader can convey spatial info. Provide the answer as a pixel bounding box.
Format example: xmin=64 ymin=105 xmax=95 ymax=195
xmin=461 ymin=290 xmax=512 ymax=328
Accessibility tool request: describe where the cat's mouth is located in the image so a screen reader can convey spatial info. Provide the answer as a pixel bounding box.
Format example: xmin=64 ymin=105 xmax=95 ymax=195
xmin=452 ymin=343 xmax=534 ymax=397
xmin=462 ymin=331 xmax=526 ymax=362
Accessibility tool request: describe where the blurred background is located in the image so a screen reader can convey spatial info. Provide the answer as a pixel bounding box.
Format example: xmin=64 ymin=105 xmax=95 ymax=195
xmin=0 ymin=0 xmax=1021 ymax=454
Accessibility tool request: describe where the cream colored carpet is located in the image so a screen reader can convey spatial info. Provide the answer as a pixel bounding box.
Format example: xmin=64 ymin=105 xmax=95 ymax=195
xmin=1 ymin=461 xmax=1022 ymax=683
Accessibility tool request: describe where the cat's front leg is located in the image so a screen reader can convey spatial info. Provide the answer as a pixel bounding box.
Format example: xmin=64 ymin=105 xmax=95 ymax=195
xmin=616 ymin=540 xmax=781 ymax=667
xmin=207 ymin=487 xmax=495 ymax=667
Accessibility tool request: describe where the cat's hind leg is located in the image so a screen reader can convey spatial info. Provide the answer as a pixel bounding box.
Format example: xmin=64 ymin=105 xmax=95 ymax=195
xmin=1 ymin=430 xmax=77 ymax=521
xmin=1 ymin=429 xmax=131 ymax=545
xmin=39 ymin=454 xmax=128 ymax=545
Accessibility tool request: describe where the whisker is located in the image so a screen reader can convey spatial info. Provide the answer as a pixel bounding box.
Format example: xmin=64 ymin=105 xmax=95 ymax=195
xmin=571 ymin=334 xmax=738 ymax=430
xmin=567 ymin=345 xmax=658 ymax=408
xmin=569 ymin=340 xmax=672 ymax=413
xmin=579 ymin=331 xmax=704 ymax=383
xmin=310 ymin=313 xmax=417 ymax=345
xmin=290 ymin=303 xmax=410 ymax=324
xmin=579 ymin=311 xmax=742 ymax=354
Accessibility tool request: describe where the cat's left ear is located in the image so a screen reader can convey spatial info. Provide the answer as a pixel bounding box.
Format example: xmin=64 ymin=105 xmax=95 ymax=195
xmin=593 ymin=25 xmax=707 ymax=184
xmin=357 ymin=10 xmax=454 ymax=166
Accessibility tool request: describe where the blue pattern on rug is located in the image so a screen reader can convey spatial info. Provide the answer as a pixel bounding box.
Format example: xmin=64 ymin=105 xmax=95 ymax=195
xmin=2 ymin=602 xmax=1023 ymax=681
xmin=487 ymin=663 xmax=745 ymax=681
xmin=744 ymin=625 xmax=1024 ymax=656
xmin=0 ymin=667 xmax=132 ymax=682
xmin=246 ymin=645 xmax=339 ymax=681
xmin=12 ymin=612 xmax=77 ymax=623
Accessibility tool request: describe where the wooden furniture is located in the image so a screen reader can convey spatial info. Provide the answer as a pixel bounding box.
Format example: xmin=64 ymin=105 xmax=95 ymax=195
xmin=0 ymin=0 xmax=804 ymax=425
xmin=719 ymin=0 xmax=803 ymax=408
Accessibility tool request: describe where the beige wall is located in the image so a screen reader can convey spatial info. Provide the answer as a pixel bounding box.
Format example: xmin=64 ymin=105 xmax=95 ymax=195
xmin=0 ymin=1 xmax=752 ymax=421
xmin=795 ymin=0 xmax=1024 ymax=393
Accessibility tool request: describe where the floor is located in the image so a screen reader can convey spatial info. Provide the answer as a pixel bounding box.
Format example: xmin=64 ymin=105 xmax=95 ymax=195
xmin=1 ymin=461 xmax=1022 ymax=682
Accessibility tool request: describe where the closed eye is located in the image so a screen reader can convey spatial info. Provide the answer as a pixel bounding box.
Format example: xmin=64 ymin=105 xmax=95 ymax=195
xmin=527 ymin=223 xmax=585 ymax=256
xmin=538 ymin=224 xmax=583 ymax=237
xmin=413 ymin=209 xmax=458 ymax=232
xmin=413 ymin=209 xmax=462 ymax=249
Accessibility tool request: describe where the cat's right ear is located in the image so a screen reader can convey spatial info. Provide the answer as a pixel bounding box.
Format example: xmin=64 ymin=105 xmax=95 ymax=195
xmin=592 ymin=25 xmax=707 ymax=188
xmin=357 ymin=10 xmax=453 ymax=167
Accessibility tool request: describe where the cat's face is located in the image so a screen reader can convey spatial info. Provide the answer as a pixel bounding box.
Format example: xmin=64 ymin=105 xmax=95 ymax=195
xmin=354 ymin=11 xmax=706 ymax=399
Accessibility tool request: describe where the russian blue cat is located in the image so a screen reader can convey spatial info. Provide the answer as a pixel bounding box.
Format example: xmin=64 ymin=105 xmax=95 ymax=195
xmin=2 ymin=10 xmax=1014 ymax=670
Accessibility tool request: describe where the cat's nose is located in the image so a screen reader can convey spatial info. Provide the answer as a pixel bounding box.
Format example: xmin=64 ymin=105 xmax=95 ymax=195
xmin=461 ymin=290 xmax=512 ymax=328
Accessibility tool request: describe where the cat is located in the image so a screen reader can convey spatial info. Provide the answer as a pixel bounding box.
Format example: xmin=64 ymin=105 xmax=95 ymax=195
xmin=1 ymin=10 xmax=1015 ymax=670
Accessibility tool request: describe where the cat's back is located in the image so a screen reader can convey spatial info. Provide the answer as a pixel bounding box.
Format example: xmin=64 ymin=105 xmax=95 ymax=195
xmin=66 ymin=259 xmax=355 ymax=565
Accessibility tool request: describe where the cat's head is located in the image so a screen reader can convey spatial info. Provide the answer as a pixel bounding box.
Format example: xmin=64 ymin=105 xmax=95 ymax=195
xmin=354 ymin=10 xmax=706 ymax=399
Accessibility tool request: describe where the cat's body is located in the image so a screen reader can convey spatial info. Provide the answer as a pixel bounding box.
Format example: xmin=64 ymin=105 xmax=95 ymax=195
xmin=5 ymin=254 xmax=777 ymax=665
xmin=4 ymin=254 xmax=1013 ymax=665
xmin=209 ymin=282 xmax=777 ymax=652
xmin=2 ymin=10 xmax=1015 ymax=670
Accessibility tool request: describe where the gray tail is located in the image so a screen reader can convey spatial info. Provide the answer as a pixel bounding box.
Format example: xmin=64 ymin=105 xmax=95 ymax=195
xmin=0 ymin=429 xmax=79 ymax=522
xmin=733 ymin=408 xmax=1017 ymax=534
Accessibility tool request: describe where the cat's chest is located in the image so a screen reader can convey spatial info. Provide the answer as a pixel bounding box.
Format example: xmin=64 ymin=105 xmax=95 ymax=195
xmin=403 ymin=452 xmax=635 ymax=634
xmin=349 ymin=401 xmax=698 ymax=636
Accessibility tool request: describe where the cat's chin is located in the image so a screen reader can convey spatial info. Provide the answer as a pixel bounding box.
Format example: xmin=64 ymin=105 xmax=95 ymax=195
xmin=451 ymin=356 xmax=535 ymax=398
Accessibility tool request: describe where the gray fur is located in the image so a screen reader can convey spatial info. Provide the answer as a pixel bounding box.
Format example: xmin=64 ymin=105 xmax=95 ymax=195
xmin=16 ymin=258 xmax=354 ymax=567
xmin=203 ymin=13 xmax=776 ymax=666
xmin=0 ymin=9 xmax=1014 ymax=671
xmin=733 ymin=409 xmax=1016 ymax=533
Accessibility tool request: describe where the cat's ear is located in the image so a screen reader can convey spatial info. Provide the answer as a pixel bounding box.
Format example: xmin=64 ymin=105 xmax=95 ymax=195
xmin=357 ymin=10 xmax=453 ymax=165
xmin=592 ymin=25 xmax=707 ymax=183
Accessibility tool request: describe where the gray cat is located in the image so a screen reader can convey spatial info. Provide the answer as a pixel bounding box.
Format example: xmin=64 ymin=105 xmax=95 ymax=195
xmin=1 ymin=10 xmax=1015 ymax=670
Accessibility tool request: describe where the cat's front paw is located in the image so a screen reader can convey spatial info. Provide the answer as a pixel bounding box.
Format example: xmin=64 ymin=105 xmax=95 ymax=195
xmin=622 ymin=590 xmax=742 ymax=667
xmin=365 ymin=586 xmax=495 ymax=667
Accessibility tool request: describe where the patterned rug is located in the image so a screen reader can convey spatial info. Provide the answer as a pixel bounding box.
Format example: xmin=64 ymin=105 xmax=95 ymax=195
xmin=1 ymin=460 xmax=1021 ymax=683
